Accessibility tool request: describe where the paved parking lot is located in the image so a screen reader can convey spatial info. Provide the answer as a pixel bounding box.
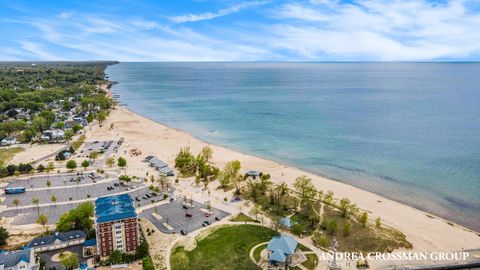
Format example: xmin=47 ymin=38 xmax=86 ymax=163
xmin=1 ymin=181 xmax=149 ymax=207
xmin=4 ymin=172 xmax=103 ymax=189
xmin=140 ymin=200 xmax=229 ymax=234
xmin=1 ymin=186 xmax=159 ymax=225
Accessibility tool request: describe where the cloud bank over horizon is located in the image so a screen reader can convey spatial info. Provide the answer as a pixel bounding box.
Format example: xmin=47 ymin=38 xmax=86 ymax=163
xmin=1 ymin=0 xmax=480 ymax=61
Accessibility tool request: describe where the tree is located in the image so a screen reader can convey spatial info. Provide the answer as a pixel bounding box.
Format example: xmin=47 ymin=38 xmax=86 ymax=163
xmin=56 ymin=202 xmax=94 ymax=232
xmin=0 ymin=226 xmax=9 ymax=246
xmin=339 ymin=198 xmax=352 ymax=218
xmin=81 ymin=159 xmax=90 ymax=170
xmin=292 ymin=223 xmax=306 ymax=235
xmin=375 ymin=217 xmax=381 ymax=228
xmin=171 ymin=252 xmax=189 ymax=270
xmin=61 ymin=253 xmax=79 ymax=270
xmin=135 ymin=240 xmax=150 ymax=259
xmin=110 ymin=250 xmax=123 ymax=264
xmin=360 ymin=212 xmax=368 ymax=227
xmin=343 ymin=222 xmax=351 ymax=236
xmin=274 ymin=182 xmax=289 ymax=205
xmin=12 ymin=198 xmax=20 ymax=208
xmin=46 ymin=180 xmax=51 ymax=187
xmin=46 ymin=162 xmax=55 ymax=172
xmin=293 ymin=176 xmax=317 ymax=214
xmin=90 ymin=151 xmax=99 ymax=160
xmin=200 ymin=145 xmax=213 ymax=162
xmin=97 ymin=111 xmax=107 ymax=125
xmin=66 ymin=160 xmax=77 ymax=170
xmin=36 ymin=164 xmax=45 ymax=172
xmin=32 ymin=197 xmax=40 ymax=213
xmin=64 ymin=129 xmax=74 ymax=143
xmin=72 ymin=124 xmax=83 ymax=133
xmin=36 ymin=213 xmax=49 ymax=232
xmin=104 ymin=157 xmax=114 ymax=168
xmin=220 ymin=160 xmax=241 ymax=192
xmin=174 ymin=147 xmax=197 ymax=175
xmin=50 ymin=194 xmax=57 ymax=204
xmin=142 ymin=256 xmax=155 ymax=270
xmin=117 ymin=157 xmax=127 ymax=171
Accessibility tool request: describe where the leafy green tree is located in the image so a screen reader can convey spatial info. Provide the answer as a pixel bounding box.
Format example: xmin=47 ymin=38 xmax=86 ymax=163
xmin=64 ymin=129 xmax=74 ymax=143
xmin=327 ymin=219 xmax=337 ymax=235
xmin=50 ymin=194 xmax=57 ymax=204
xmin=339 ymin=198 xmax=352 ymax=218
xmin=46 ymin=162 xmax=55 ymax=172
xmin=106 ymin=157 xmax=115 ymax=167
xmin=142 ymin=256 xmax=155 ymax=270
xmin=117 ymin=156 xmax=127 ymax=169
xmin=66 ymin=160 xmax=77 ymax=170
xmin=0 ymin=227 xmax=9 ymax=246
xmin=292 ymin=223 xmax=306 ymax=235
xmin=36 ymin=213 xmax=49 ymax=232
xmin=135 ymin=240 xmax=150 ymax=259
xmin=110 ymin=250 xmax=123 ymax=264
xmin=61 ymin=253 xmax=79 ymax=270
xmin=46 ymin=180 xmax=51 ymax=187
xmin=220 ymin=160 xmax=241 ymax=192
xmin=200 ymin=145 xmax=213 ymax=162
xmin=97 ymin=111 xmax=107 ymax=125
xmin=360 ymin=212 xmax=368 ymax=227
xmin=56 ymin=202 xmax=94 ymax=232
xmin=174 ymin=147 xmax=197 ymax=175
xmin=81 ymin=159 xmax=90 ymax=170
xmin=89 ymin=151 xmax=99 ymax=160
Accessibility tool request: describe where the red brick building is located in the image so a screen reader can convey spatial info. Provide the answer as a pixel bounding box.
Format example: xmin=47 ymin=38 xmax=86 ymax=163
xmin=95 ymin=194 xmax=139 ymax=258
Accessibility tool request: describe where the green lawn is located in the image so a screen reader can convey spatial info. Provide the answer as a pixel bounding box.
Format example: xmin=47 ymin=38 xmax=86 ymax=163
xmin=303 ymin=254 xmax=318 ymax=270
xmin=0 ymin=147 xmax=24 ymax=167
xmin=171 ymin=225 xmax=278 ymax=270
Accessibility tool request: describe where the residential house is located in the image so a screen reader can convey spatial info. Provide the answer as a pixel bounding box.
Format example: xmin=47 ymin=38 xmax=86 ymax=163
xmin=0 ymin=248 xmax=39 ymax=270
xmin=27 ymin=230 xmax=86 ymax=252
xmin=1 ymin=137 xmax=18 ymax=146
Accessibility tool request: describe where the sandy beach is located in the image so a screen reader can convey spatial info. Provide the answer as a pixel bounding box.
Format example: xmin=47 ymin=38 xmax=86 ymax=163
xmin=85 ymin=105 xmax=480 ymax=253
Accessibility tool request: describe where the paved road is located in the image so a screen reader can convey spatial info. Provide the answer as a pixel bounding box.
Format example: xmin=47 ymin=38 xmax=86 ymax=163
xmin=140 ymin=200 xmax=229 ymax=234
xmin=38 ymin=244 xmax=89 ymax=269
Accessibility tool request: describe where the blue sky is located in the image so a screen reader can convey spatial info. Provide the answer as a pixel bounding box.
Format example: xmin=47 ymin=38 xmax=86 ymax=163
xmin=1 ymin=0 xmax=480 ymax=61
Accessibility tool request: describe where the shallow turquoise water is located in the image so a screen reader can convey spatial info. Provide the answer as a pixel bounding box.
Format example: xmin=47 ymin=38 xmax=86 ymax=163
xmin=106 ymin=62 xmax=480 ymax=231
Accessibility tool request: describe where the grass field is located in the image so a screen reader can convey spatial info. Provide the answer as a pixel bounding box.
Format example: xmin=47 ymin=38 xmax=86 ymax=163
xmin=0 ymin=147 xmax=24 ymax=167
xmin=171 ymin=225 xmax=278 ymax=270
xmin=231 ymin=213 xmax=258 ymax=223
xmin=252 ymin=243 xmax=267 ymax=263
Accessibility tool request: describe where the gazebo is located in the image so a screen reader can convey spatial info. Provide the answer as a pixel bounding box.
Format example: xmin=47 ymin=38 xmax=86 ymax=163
xmin=267 ymin=234 xmax=298 ymax=268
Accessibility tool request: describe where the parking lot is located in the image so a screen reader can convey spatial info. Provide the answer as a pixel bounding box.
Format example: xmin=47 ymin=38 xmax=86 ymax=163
xmin=0 ymin=186 xmax=161 ymax=225
xmin=4 ymin=172 xmax=103 ymax=190
xmin=140 ymin=200 xmax=229 ymax=234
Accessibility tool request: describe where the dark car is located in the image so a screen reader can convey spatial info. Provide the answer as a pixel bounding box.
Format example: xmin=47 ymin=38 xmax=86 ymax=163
xmin=114 ymin=183 xmax=119 ymax=186
xmin=135 ymin=197 xmax=141 ymax=202
xmin=181 ymin=230 xmax=188 ymax=236
xmin=215 ymin=216 xmax=221 ymax=221
xmin=151 ymin=192 xmax=157 ymax=196
xmin=182 ymin=205 xmax=188 ymax=209
xmin=185 ymin=212 xmax=192 ymax=217
xmin=203 ymin=221 xmax=211 ymax=226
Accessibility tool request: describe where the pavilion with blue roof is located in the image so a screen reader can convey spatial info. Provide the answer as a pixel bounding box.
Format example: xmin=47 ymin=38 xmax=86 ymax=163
xmin=267 ymin=234 xmax=298 ymax=267
xmin=95 ymin=194 xmax=137 ymax=223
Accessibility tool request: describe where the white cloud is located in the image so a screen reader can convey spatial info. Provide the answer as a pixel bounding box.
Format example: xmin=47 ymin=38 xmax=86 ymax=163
xmin=268 ymin=0 xmax=480 ymax=60
xmin=169 ymin=1 xmax=267 ymax=23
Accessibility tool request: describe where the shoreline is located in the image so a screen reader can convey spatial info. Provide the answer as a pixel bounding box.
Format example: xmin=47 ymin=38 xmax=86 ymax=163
xmin=98 ymin=104 xmax=480 ymax=252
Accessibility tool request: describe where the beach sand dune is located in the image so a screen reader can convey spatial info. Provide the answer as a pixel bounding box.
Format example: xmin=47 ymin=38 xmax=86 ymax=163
xmin=90 ymin=106 xmax=480 ymax=253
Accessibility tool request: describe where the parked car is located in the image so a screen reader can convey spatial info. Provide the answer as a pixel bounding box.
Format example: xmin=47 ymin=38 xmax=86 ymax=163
xmin=181 ymin=230 xmax=188 ymax=236
xmin=185 ymin=212 xmax=192 ymax=217
xmin=182 ymin=205 xmax=188 ymax=209
xmin=215 ymin=216 xmax=221 ymax=221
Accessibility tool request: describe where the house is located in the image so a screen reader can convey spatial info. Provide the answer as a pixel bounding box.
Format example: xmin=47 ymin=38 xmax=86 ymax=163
xmin=95 ymin=194 xmax=139 ymax=258
xmin=1 ymin=137 xmax=18 ymax=146
xmin=0 ymin=248 xmax=39 ymax=270
xmin=267 ymin=234 xmax=298 ymax=268
xmin=82 ymin=239 xmax=97 ymax=258
xmin=41 ymin=130 xmax=65 ymax=142
xmin=27 ymin=230 xmax=86 ymax=252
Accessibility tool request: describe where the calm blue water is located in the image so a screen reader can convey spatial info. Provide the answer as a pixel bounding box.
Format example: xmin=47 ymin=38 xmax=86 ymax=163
xmin=106 ymin=63 xmax=480 ymax=231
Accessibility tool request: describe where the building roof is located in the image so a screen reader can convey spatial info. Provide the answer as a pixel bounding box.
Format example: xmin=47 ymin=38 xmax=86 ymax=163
xmin=27 ymin=230 xmax=86 ymax=248
xmin=246 ymin=170 xmax=260 ymax=177
xmin=95 ymin=194 xmax=137 ymax=223
xmin=267 ymin=234 xmax=298 ymax=256
xmin=280 ymin=217 xmax=296 ymax=229
xmin=149 ymin=157 xmax=168 ymax=169
xmin=144 ymin=155 xmax=155 ymax=162
xmin=269 ymin=249 xmax=287 ymax=262
xmin=83 ymin=238 xmax=97 ymax=247
xmin=0 ymin=248 xmax=32 ymax=267
xmin=159 ymin=166 xmax=173 ymax=174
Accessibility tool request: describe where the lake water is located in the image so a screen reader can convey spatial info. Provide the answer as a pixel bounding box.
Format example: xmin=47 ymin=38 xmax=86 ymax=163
xmin=106 ymin=62 xmax=480 ymax=231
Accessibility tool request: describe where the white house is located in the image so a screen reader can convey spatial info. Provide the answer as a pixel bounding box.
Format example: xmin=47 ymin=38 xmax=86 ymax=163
xmin=0 ymin=248 xmax=39 ymax=270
